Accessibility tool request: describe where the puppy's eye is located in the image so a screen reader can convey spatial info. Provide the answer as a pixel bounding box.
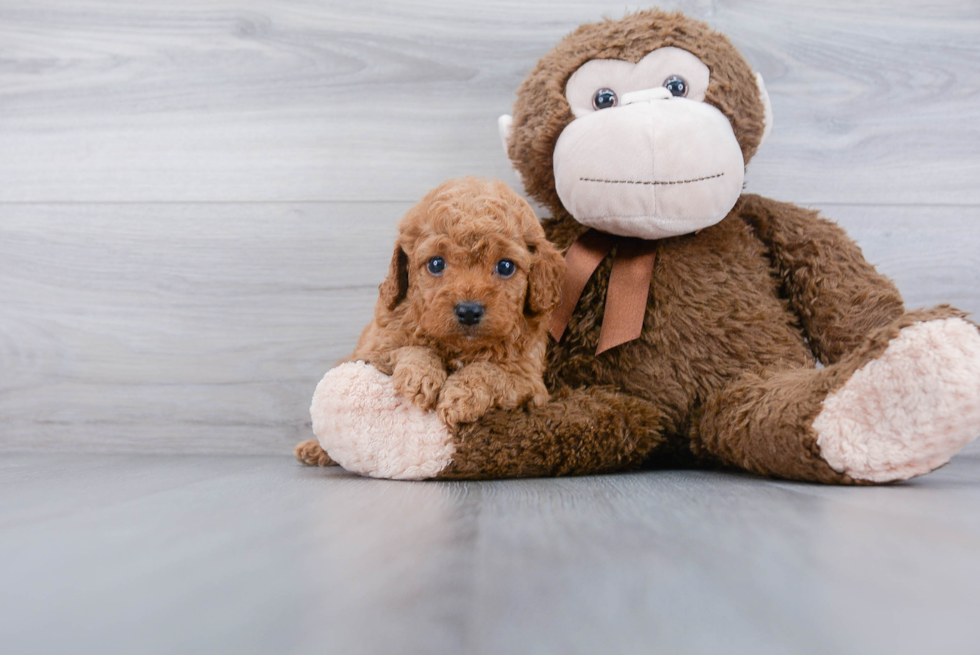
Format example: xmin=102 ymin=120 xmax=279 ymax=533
xmin=495 ymin=259 xmax=516 ymax=278
xmin=663 ymin=75 xmax=688 ymax=98
xmin=426 ymin=256 xmax=446 ymax=276
xmin=592 ymin=88 xmax=617 ymax=110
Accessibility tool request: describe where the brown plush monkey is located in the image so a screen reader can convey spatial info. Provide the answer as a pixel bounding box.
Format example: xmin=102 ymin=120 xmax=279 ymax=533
xmin=307 ymin=10 xmax=980 ymax=483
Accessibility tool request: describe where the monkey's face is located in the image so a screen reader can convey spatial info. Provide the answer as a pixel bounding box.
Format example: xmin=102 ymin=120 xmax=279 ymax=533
xmin=553 ymin=47 xmax=748 ymax=240
xmin=500 ymin=11 xmax=772 ymax=240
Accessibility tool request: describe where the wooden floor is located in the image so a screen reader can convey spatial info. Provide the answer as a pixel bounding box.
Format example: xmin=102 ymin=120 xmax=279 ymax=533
xmin=2 ymin=453 xmax=980 ymax=655
xmin=2 ymin=2 xmax=980 ymax=653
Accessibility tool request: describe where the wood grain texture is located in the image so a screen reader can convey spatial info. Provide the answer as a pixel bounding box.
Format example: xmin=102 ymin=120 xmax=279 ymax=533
xmin=2 ymin=453 xmax=980 ymax=654
xmin=0 ymin=202 xmax=399 ymax=453
xmin=0 ymin=0 xmax=978 ymax=204
xmin=2 ymin=202 xmax=978 ymax=454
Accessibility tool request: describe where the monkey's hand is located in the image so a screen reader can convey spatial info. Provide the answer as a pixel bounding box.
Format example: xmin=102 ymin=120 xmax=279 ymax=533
xmin=391 ymin=346 xmax=448 ymax=410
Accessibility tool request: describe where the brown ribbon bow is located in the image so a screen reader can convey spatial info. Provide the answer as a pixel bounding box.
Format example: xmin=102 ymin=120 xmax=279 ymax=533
xmin=548 ymin=229 xmax=658 ymax=355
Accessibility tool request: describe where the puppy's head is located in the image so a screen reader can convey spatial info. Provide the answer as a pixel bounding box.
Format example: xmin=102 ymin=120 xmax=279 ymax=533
xmin=380 ymin=177 xmax=564 ymax=351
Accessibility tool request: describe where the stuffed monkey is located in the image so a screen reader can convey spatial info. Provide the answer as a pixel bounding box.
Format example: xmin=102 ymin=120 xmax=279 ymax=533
xmin=303 ymin=9 xmax=980 ymax=483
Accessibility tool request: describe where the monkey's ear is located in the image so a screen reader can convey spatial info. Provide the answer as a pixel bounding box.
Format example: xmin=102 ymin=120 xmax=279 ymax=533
xmin=525 ymin=239 xmax=566 ymax=316
xmin=498 ymin=114 xmax=526 ymax=186
xmin=755 ymin=72 xmax=773 ymax=146
xmin=497 ymin=114 xmax=513 ymax=158
xmin=378 ymin=246 xmax=409 ymax=310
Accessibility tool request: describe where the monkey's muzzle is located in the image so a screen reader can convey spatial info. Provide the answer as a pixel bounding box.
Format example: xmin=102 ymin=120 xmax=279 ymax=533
xmin=553 ymin=95 xmax=744 ymax=240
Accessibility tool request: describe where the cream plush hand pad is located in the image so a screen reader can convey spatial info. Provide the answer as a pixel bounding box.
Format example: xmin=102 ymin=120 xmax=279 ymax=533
xmin=311 ymin=362 xmax=454 ymax=480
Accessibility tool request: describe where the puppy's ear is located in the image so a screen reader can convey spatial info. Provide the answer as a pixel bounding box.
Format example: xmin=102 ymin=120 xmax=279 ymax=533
xmin=525 ymin=238 xmax=566 ymax=315
xmin=379 ymin=245 xmax=409 ymax=310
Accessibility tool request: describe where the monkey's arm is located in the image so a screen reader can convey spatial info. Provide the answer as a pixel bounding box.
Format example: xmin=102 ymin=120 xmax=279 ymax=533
xmin=309 ymin=361 xmax=680 ymax=480
xmin=739 ymin=194 xmax=904 ymax=364
xmin=437 ymin=387 xmax=672 ymax=479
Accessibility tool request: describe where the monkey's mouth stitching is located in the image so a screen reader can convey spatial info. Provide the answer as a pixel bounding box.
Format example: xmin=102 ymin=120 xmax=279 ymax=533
xmin=580 ymin=172 xmax=724 ymax=186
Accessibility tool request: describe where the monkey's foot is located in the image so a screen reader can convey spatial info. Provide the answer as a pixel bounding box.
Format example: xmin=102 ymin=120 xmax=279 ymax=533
xmin=813 ymin=317 xmax=980 ymax=482
xmin=310 ymin=361 xmax=454 ymax=480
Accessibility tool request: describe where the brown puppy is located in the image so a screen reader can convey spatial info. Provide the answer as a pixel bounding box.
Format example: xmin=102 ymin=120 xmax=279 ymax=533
xmin=296 ymin=177 xmax=565 ymax=466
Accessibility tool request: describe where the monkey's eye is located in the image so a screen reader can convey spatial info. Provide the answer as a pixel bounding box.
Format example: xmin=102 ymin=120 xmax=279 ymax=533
xmin=591 ymin=88 xmax=618 ymax=110
xmin=495 ymin=259 xmax=516 ymax=278
xmin=426 ymin=256 xmax=446 ymax=276
xmin=663 ymin=76 xmax=688 ymax=97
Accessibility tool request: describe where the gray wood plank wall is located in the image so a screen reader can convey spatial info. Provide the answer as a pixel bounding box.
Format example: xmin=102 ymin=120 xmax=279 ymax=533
xmin=2 ymin=0 xmax=979 ymax=454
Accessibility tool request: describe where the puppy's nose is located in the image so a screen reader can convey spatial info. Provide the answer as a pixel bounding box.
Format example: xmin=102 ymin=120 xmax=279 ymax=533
xmin=454 ymin=302 xmax=485 ymax=326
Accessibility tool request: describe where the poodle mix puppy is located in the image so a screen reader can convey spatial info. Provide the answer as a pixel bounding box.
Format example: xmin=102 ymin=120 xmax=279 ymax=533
xmin=296 ymin=177 xmax=565 ymax=467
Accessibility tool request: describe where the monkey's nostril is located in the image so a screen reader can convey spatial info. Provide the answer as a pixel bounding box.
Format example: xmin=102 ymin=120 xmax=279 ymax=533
xmin=454 ymin=302 xmax=485 ymax=326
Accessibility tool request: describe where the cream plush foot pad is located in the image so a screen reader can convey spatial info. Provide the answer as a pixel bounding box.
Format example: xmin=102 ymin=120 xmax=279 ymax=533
xmin=814 ymin=318 xmax=980 ymax=482
xmin=310 ymin=362 xmax=454 ymax=480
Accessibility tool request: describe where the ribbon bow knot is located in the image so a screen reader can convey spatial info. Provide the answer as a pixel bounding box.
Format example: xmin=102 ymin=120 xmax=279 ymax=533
xmin=548 ymin=229 xmax=658 ymax=355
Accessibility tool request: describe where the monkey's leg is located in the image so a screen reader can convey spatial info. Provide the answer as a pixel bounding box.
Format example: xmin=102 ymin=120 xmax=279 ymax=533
xmin=310 ymin=361 xmax=669 ymax=480
xmin=696 ymin=307 xmax=980 ymax=483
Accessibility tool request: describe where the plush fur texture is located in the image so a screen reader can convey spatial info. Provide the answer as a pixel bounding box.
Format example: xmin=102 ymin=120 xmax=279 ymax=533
xmin=438 ymin=10 xmax=980 ymax=483
xmin=508 ymin=10 xmax=767 ymax=220
xmin=309 ymin=362 xmax=454 ymax=480
xmin=813 ymin=317 xmax=980 ymax=482
xmin=297 ymin=177 xmax=565 ymax=468
xmin=300 ymin=9 xmax=980 ymax=483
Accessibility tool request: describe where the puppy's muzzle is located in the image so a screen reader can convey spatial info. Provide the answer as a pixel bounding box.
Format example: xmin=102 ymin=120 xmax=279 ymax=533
xmin=454 ymin=302 xmax=485 ymax=326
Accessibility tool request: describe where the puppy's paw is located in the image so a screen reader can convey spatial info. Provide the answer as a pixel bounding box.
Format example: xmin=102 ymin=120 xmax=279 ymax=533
xmin=437 ymin=379 xmax=493 ymax=426
xmin=294 ymin=439 xmax=338 ymax=467
xmin=392 ymin=362 xmax=447 ymax=410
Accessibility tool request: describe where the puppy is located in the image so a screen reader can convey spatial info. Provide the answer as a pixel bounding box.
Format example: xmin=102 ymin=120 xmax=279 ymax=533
xmin=295 ymin=177 xmax=566 ymax=467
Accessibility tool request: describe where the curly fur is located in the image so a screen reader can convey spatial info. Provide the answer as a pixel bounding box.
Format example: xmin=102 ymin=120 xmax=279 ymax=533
xmin=296 ymin=177 xmax=565 ymax=466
